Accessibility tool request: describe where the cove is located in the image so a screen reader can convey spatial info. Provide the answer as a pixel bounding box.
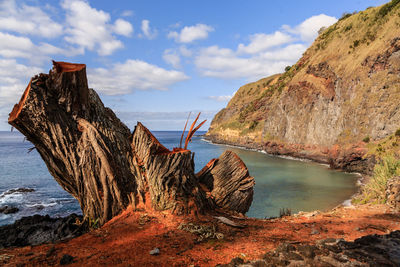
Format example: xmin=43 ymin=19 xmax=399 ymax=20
xmin=0 ymin=131 xmax=359 ymax=225
xmin=155 ymin=131 xmax=360 ymax=219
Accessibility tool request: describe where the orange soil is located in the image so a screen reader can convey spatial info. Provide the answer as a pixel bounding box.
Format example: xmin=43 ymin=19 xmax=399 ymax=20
xmin=1 ymin=204 xmax=399 ymax=267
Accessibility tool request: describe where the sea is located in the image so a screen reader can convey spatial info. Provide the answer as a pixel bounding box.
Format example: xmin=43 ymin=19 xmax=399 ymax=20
xmin=0 ymin=130 xmax=359 ymax=226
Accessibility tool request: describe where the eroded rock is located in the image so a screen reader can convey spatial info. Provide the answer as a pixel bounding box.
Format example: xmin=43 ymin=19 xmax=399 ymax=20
xmin=0 ymin=214 xmax=84 ymax=248
xmin=219 ymin=231 xmax=400 ymax=266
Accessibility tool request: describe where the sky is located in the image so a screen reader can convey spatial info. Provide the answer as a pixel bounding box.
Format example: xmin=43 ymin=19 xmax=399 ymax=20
xmin=0 ymin=0 xmax=387 ymax=131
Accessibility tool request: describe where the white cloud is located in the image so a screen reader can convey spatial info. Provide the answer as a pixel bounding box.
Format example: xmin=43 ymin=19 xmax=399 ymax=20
xmin=0 ymin=0 xmax=63 ymax=38
xmin=259 ymin=44 xmax=308 ymax=61
xmin=61 ymin=0 xmax=127 ymax=56
xmin=208 ymin=93 xmax=235 ymax=102
xmin=88 ymin=59 xmax=189 ymax=95
xmin=179 ymin=45 xmax=192 ymax=57
xmin=195 ymin=14 xmax=336 ymax=81
xmin=0 ymin=59 xmax=42 ymax=109
xmin=283 ymin=14 xmax=337 ymax=42
xmin=140 ymin=20 xmax=157 ymax=39
xmin=238 ymin=31 xmax=293 ymax=54
xmin=163 ymin=49 xmax=181 ymax=68
xmin=0 ymin=32 xmax=82 ymax=62
xmin=168 ymin=24 xmax=214 ymax=43
xmin=0 ymin=32 xmax=33 ymax=58
xmin=194 ymin=44 xmax=302 ymax=80
xmin=113 ymin=19 xmax=133 ymax=37
xmin=121 ymin=10 xmax=133 ymax=17
xmin=195 ymin=45 xmax=283 ymax=80
xmin=116 ymin=111 xmax=216 ymax=131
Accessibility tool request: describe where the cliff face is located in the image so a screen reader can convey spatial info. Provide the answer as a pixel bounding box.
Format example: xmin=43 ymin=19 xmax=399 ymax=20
xmin=207 ymin=2 xmax=400 ymax=169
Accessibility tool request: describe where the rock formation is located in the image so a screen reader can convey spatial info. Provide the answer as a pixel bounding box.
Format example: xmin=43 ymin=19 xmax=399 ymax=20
xmin=206 ymin=2 xmax=400 ymax=173
xmin=220 ymin=231 xmax=400 ymax=266
xmin=8 ymin=61 xmax=254 ymax=226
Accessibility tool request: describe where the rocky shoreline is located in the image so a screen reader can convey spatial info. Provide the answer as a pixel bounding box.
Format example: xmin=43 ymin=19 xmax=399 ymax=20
xmin=219 ymin=230 xmax=400 ymax=266
xmin=204 ymin=134 xmax=376 ymax=176
xmin=204 ymin=135 xmax=400 ymax=266
xmin=0 ymin=213 xmax=84 ymax=249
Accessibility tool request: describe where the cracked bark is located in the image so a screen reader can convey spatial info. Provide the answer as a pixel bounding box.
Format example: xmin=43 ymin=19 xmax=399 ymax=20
xmin=9 ymin=61 xmax=255 ymax=225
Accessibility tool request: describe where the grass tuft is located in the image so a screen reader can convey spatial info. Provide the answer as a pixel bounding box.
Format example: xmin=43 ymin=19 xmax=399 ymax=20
xmin=353 ymin=155 xmax=400 ymax=204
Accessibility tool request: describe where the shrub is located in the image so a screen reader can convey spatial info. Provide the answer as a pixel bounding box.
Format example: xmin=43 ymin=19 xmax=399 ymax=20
xmin=377 ymin=0 xmax=400 ymax=19
xmin=89 ymin=217 xmax=100 ymax=229
xmin=249 ymin=120 xmax=259 ymax=130
xmin=395 ymin=128 xmax=400 ymax=137
xmin=344 ymin=24 xmax=353 ymax=32
xmin=318 ymin=26 xmax=326 ymax=35
xmin=364 ymin=30 xmax=376 ymax=42
xmin=339 ymin=12 xmax=353 ymax=21
xmin=363 ymin=136 xmax=370 ymax=143
xmin=320 ymin=25 xmax=337 ymax=39
xmin=279 ymin=208 xmax=291 ymax=217
xmin=353 ymin=39 xmax=360 ymax=47
xmin=354 ymin=155 xmax=400 ymax=204
xmin=285 ymin=66 xmax=291 ymax=72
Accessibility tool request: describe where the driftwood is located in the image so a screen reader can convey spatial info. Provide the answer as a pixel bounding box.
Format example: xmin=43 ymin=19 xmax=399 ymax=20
xmin=8 ymin=61 xmax=255 ymax=225
xmin=213 ymin=216 xmax=246 ymax=228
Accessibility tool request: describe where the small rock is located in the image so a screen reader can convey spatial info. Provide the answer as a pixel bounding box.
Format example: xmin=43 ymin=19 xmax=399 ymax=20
xmin=354 ymin=227 xmax=360 ymax=231
xmin=311 ymin=228 xmax=320 ymax=235
xmin=285 ymin=252 xmax=303 ymax=261
xmin=46 ymin=246 xmax=56 ymax=257
xmin=229 ymin=257 xmax=244 ymax=265
xmin=60 ymin=254 xmax=74 ymax=265
xmin=316 ymin=238 xmax=337 ymax=246
xmin=275 ymin=243 xmax=295 ymax=253
xmin=3 ymin=188 xmax=35 ymax=195
xmin=0 ymin=206 xmax=19 ymax=214
xmin=35 ymin=205 xmax=45 ymax=211
xmin=150 ymin=248 xmax=160 ymax=255
xmin=297 ymin=245 xmax=317 ymax=259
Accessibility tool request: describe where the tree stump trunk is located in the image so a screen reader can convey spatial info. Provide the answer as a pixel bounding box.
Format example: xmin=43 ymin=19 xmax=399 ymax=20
xmin=196 ymin=151 xmax=255 ymax=214
xmin=9 ymin=61 xmax=255 ymax=225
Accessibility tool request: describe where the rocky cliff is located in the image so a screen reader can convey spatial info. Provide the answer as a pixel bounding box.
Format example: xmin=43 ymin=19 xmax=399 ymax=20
xmin=206 ymin=1 xmax=400 ymax=173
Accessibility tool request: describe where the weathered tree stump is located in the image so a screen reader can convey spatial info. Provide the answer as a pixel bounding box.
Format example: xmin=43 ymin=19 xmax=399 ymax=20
xmin=9 ymin=61 xmax=255 ymax=225
xmin=196 ymin=151 xmax=255 ymax=214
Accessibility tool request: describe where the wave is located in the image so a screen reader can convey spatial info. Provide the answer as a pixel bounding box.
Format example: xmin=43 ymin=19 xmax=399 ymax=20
xmin=25 ymin=202 xmax=58 ymax=208
xmin=0 ymin=193 xmax=24 ymax=205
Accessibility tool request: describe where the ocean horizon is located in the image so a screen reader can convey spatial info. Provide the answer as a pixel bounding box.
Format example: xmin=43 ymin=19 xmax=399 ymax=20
xmin=0 ymin=130 xmax=359 ymax=226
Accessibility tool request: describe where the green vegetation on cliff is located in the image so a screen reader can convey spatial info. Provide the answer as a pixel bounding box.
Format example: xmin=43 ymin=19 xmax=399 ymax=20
xmin=354 ymin=155 xmax=400 ymax=204
xmin=207 ymin=1 xmax=400 ymax=206
xmin=354 ymin=132 xmax=400 ymax=204
xmin=207 ymin=0 xmax=400 ymax=148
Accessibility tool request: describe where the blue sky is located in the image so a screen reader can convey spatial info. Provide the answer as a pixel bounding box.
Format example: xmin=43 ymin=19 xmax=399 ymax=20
xmin=0 ymin=0 xmax=386 ymax=131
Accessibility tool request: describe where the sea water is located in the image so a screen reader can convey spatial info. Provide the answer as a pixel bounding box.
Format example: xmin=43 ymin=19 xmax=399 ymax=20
xmin=0 ymin=131 xmax=359 ymax=225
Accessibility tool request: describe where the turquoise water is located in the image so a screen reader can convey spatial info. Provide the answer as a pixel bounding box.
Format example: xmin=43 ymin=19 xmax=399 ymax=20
xmin=0 ymin=131 xmax=359 ymax=225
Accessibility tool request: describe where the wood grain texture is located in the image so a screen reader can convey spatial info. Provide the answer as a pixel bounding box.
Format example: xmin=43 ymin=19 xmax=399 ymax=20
xmin=9 ymin=61 xmax=255 ymax=225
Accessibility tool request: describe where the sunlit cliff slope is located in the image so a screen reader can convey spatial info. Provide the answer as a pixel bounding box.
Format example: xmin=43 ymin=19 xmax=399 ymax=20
xmin=207 ymin=2 xmax=400 ymax=156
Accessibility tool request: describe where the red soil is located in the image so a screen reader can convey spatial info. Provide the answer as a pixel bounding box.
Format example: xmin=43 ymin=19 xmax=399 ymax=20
xmin=1 ymin=204 xmax=399 ymax=266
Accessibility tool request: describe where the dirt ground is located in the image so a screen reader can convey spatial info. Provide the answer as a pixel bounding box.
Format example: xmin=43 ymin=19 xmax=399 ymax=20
xmin=1 ymin=204 xmax=399 ymax=266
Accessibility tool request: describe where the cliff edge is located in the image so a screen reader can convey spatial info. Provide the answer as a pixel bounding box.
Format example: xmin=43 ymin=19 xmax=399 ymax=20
xmin=206 ymin=2 xmax=400 ymax=174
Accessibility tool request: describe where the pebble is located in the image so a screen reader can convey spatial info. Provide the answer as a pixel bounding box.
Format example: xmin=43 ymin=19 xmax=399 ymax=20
xmin=0 ymin=206 xmax=19 ymax=214
xmin=60 ymin=254 xmax=74 ymax=265
xmin=311 ymin=228 xmax=320 ymax=235
xmin=150 ymin=248 xmax=160 ymax=255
